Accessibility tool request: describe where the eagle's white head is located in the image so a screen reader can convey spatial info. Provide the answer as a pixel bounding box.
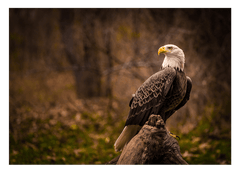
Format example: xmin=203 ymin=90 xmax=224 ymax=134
xmin=158 ymin=44 xmax=185 ymax=71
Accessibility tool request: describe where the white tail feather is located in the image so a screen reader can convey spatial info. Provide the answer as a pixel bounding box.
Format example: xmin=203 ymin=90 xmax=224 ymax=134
xmin=114 ymin=125 xmax=141 ymax=152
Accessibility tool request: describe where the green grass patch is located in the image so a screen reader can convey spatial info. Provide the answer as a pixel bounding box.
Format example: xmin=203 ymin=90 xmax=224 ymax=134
xmin=9 ymin=111 xmax=119 ymax=164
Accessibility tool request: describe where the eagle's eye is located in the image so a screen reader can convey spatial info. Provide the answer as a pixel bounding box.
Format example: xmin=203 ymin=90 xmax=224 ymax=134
xmin=168 ymin=46 xmax=173 ymax=50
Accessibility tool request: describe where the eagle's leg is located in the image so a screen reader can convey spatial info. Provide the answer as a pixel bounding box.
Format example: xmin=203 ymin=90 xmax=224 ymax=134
xmin=158 ymin=110 xmax=180 ymax=140
xmin=159 ymin=110 xmax=166 ymax=124
xmin=163 ymin=110 xmax=180 ymax=140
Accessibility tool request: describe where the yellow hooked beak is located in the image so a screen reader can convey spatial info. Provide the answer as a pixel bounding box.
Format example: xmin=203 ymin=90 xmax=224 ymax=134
xmin=158 ymin=46 xmax=168 ymax=55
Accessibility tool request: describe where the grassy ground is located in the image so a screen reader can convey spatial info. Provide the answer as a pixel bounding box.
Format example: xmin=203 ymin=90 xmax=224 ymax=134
xmin=9 ymin=98 xmax=122 ymax=164
xmin=9 ymin=97 xmax=231 ymax=164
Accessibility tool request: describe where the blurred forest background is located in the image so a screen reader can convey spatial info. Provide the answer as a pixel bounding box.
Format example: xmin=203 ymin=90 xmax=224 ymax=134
xmin=9 ymin=8 xmax=231 ymax=164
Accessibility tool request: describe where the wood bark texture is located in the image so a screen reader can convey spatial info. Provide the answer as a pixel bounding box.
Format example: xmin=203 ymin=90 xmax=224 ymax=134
xmin=108 ymin=114 xmax=188 ymax=164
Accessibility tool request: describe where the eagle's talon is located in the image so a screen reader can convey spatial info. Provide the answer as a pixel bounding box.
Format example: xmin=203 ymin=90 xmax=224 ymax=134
xmin=169 ymin=132 xmax=180 ymax=140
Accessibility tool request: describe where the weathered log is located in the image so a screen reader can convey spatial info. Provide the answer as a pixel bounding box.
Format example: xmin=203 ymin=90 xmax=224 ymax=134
xmin=107 ymin=114 xmax=187 ymax=164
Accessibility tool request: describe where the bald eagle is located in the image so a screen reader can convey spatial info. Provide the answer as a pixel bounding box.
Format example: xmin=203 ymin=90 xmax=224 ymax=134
xmin=114 ymin=44 xmax=192 ymax=152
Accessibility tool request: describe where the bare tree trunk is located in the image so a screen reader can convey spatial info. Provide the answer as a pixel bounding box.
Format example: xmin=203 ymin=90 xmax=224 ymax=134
xmin=60 ymin=9 xmax=101 ymax=98
xmin=107 ymin=114 xmax=188 ymax=164
xmin=104 ymin=29 xmax=113 ymax=111
xmin=133 ymin=9 xmax=140 ymax=60
xmin=99 ymin=9 xmax=115 ymax=112
xmin=81 ymin=12 xmax=101 ymax=97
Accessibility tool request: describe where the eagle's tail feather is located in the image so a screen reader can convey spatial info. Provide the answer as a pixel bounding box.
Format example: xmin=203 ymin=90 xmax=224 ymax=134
xmin=114 ymin=125 xmax=141 ymax=152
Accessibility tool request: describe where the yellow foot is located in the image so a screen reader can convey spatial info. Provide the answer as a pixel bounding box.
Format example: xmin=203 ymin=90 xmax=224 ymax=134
xmin=169 ymin=132 xmax=180 ymax=140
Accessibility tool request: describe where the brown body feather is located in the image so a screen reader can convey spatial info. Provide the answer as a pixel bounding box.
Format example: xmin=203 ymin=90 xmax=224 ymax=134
xmin=114 ymin=66 xmax=191 ymax=151
xmin=125 ymin=66 xmax=188 ymax=126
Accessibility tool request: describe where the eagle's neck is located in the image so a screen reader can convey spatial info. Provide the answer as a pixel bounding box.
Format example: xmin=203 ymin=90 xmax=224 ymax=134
xmin=162 ymin=54 xmax=185 ymax=71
